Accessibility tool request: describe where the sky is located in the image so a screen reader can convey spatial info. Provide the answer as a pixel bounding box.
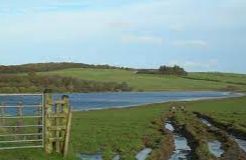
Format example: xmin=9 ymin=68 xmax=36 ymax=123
xmin=0 ymin=0 xmax=245 ymax=73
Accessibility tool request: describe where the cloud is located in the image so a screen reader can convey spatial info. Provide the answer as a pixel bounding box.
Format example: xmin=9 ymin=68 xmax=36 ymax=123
xmin=169 ymin=24 xmax=185 ymax=32
xmin=168 ymin=59 xmax=219 ymax=71
xmin=172 ymin=40 xmax=208 ymax=48
xmin=121 ymin=35 xmax=164 ymax=45
xmin=108 ymin=21 xmax=134 ymax=29
xmin=183 ymin=60 xmax=218 ymax=68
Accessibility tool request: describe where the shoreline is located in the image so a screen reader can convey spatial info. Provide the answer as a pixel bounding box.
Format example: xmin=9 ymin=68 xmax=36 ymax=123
xmin=72 ymin=92 xmax=245 ymax=112
xmin=0 ymin=89 xmax=245 ymax=95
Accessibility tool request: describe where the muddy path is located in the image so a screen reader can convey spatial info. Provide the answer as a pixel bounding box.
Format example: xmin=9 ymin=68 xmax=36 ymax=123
xmin=148 ymin=114 xmax=194 ymax=160
xmin=173 ymin=112 xmax=216 ymax=160
xmin=172 ymin=110 xmax=246 ymax=160
xmin=194 ymin=112 xmax=246 ymax=160
xmin=145 ymin=108 xmax=246 ymax=160
xmin=163 ymin=119 xmax=193 ymax=160
xmin=148 ymin=117 xmax=175 ymax=160
xmin=194 ymin=112 xmax=246 ymax=140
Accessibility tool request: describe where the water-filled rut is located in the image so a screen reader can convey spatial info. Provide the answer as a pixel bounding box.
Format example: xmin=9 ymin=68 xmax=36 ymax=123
xmin=165 ymin=121 xmax=192 ymax=160
xmin=196 ymin=114 xmax=246 ymax=160
xmin=199 ymin=116 xmax=246 ymax=154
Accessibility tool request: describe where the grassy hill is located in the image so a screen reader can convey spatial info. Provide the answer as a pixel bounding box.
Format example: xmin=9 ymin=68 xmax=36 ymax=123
xmin=38 ymin=68 xmax=246 ymax=92
xmin=186 ymin=72 xmax=246 ymax=85
xmin=1 ymin=62 xmax=245 ymax=92
xmin=0 ymin=62 xmax=130 ymax=74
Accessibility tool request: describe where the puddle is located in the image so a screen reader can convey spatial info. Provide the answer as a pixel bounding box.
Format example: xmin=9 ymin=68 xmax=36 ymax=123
xmin=78 ymin=153 xmax=103 ymax=160
xmin=169 ymin=135 xmax=191 ymax=160
xmin=200 ymin=118 xmax=212 ymax=127
xmin=234 ymin=137 xmax=246 ymax=152
xmin=165 ymin=122 xmax=192 ymax=160
xmin=208 ymin=140 xmax=224 ymax=158
xmin=199 ymin=118 xmax=224 ymax=157
xmin=165 ymin=122 xmax=175 ymax=132
xmin=112 ymin=155 xmax=120 ymax=160
xmin=199 ymin=117 xmax=246 ymax=153
xmin=135 ymin=148 xmax=152 ymax=160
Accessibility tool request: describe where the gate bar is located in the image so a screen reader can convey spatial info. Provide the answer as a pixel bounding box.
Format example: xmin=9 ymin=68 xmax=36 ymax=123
xmin=0 ymin=139 xmax=43 ymax=143
xmin=0 ymin=93 xmax=45 ymax=150
xmin=0 ymin=125 xmax=43 ymax=128
xmin=0 ymin=116 xmax=42 ymax=119
xmin=0 ymin=145 xmax=43 ymax=150
xmin=0 ymin=105 xmax=42 ymax=108
xmin=0 ymin=94 xmax=42 ymax=96
xmin=0 ymin=133 xmax=42 ymax=137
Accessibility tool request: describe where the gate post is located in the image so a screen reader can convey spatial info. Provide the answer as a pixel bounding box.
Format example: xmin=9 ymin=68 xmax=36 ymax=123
xmin=44 ymin=90 xmax=54 ymax=154
xmin=62 ymin=95 xmax=72 ymax=157
xmin=43 ymin=90 xmax=72 ymax=156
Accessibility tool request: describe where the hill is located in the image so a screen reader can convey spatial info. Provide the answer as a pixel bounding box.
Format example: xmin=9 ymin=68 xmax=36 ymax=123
xmin=39 ymin=68 xmax=246 ymax=92
xmin=0 ymin=62 xmax=130 ymax=74
xmin=1 ymin=62 xmax=245 ymax=92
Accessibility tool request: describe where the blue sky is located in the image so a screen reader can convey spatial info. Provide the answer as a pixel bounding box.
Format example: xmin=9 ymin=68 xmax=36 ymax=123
xmin=0 ymin=0 xmax=245 ymax=73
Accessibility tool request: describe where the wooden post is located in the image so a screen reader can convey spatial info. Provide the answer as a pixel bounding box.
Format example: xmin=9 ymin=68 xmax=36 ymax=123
xmin=64 ymin=112 xmax=72 ymax=158
xmin=61 ymin=95 xmax=70 ymax=156
xmin=44 ymin=90 xmax=54 ymax=154
xmin=55 ymin=103 xmax=61 ymax=153
xmin=43 ymin=92 xmax=71 ymax=156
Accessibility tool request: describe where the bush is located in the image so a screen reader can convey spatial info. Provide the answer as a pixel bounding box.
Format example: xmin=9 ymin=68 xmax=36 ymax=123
xmin=136 ymin=65 xmax=187 ymax=76
xmin=0 ymin=74 xmax=132 ymax=93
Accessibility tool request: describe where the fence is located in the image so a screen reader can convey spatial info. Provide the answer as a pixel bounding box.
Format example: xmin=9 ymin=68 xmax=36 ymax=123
xmin=0 ymin=92 xmax=72 ymax=157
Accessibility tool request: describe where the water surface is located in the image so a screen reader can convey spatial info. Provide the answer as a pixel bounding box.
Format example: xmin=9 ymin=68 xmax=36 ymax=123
xmin=208 ymin=140 xmax=224 ymax=158
xmin=135 ymin=148 xmax=152 ymax=160
xmin=78 ymin=153 xmax=102 ymax=160
xmin=0 ymin=91 xmax=241 ymax=113
xmin=199 ymin=118 xmax=246 ymax=153
xmin=165 ymin=122 xmax=192 ymax=160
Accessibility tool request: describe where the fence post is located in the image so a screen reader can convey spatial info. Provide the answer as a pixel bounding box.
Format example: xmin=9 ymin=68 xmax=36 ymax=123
xmin=54 ymin=102 xmax=61 ymax=153
xmin=43 ymin=91 xmax=71 ymax=156
xmin=64 ymin=111 xmax=72 ymax=158
xmin=62 ymin=95 xmax=71 ymax=157
xmin=44 ymin=90 xmax=54 ymax=154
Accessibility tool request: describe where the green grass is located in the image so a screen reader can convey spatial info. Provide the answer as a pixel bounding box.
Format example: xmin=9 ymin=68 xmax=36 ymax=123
xmin=70 ymin=105 xmax=168 ymax=159
xmin=1 ymin=97 xmax=246 ymax=160
xmin=187 ymin=96 xmax=246 ymax=133
xmin=0 ymin=103 xmax=169 ymax=160
xmin=38 ymin=68 xmax=246 ymax=91
xmin=187 ymin=72 xmax=246 ymax=85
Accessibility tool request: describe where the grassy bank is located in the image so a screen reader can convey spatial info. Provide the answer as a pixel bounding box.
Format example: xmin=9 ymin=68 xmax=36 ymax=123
xmin=39 ymin=68 xmax=246 ymax=91
xmin=0 ymin=97 xmax=246 ymax=160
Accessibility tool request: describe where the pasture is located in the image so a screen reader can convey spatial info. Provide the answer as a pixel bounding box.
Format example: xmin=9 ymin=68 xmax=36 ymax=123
xmin=38 ymin=68 xmax=246 ymax=91
xmin=0 ymin=96 xmax=245 ymax=159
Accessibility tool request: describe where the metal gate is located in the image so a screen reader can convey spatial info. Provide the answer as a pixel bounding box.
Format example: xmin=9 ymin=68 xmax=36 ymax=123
xmin=0 ymin=93 xmax=44 ymax=150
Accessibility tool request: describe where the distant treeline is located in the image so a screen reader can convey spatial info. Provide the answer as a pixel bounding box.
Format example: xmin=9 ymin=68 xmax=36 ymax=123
xmin=0 ymin=62 xmax=132 ymax=74
xmin=0 ymin=74 xmax=132 ymax=93
xmin=136 ymin=65 xmax=187 ymax=76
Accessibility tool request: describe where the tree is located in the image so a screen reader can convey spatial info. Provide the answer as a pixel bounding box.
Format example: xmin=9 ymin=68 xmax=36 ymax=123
xmin=158 ymin=65 xmax=187 ymax=76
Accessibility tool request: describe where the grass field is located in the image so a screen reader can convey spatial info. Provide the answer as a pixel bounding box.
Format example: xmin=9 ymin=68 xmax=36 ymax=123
xmin=186 ymin=72 xmax=246 ymax=85
xmin=38 ymin=68 xmax=246 ymax=91
xmin=1 ymin=96 xmax=246 ymax=160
